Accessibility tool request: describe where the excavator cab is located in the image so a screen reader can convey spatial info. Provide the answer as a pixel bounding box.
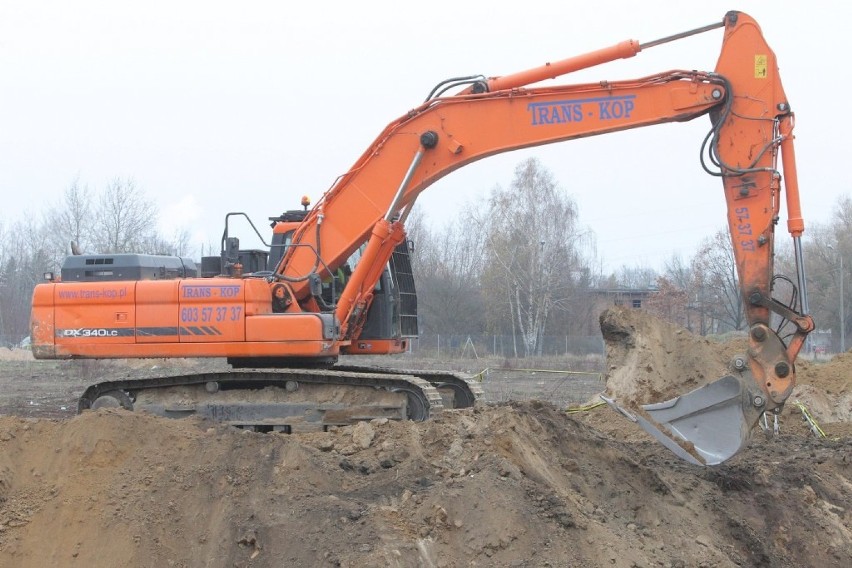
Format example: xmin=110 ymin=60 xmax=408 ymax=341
xmin=222 ymin=207 xmax=419 ymax=357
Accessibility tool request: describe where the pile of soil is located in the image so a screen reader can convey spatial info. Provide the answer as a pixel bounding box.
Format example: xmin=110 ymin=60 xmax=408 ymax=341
xmin=599 ymin=307 xmax=752 ymax=406
xmin=598 ymin=307 xmax=852 ymax=439
xmin=0 ymin=308 xmax=849 ymax=567
xmin=793 ymin=355 xmax=852 ymax=425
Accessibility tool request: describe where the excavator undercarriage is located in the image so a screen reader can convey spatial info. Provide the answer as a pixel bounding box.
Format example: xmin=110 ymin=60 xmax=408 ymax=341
xmin=81 ymin=366 xmax=483 ymax=432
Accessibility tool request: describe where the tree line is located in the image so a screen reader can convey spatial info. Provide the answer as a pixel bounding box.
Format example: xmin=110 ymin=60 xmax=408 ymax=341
xmin=2 ymin=162 xmax=850 ymax=355
xmin=0 ymin=178 xmax=190 ymax=344
xmin=408 ymin=158 xmax=852 ymax=355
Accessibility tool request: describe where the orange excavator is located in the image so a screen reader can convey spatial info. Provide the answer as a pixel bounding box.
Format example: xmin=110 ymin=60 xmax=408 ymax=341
xmin=30 ymin=11 xmax=813 ymax=465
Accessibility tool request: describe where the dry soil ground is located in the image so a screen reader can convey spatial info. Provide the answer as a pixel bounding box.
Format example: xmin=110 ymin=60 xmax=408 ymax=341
xmin=0 ymin=308 xmax=849 ymax=568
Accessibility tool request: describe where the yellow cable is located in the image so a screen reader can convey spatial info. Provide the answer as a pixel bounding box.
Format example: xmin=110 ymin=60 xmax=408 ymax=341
xmin=793 ymin=400 xmax=826 ymax=438
xmin=565 ymin=401 xmax=606 ymax=413
xmin=484 ymin=367 xmax=602 ymax=381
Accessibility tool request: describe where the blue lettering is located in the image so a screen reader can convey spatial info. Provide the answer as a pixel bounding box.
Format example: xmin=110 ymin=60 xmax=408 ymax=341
xmin=529 ymin=96 xmax=634 ymax=126
xmin=183 ymin=287 xmax=212 ymax=298
xmin=219 ymin=286 xmax=241 ymax=298
xmin=182 ymin=285 xmax=240 ymax=298
xmin=531 ymin=103 xmax=584 ymax=125
xmin=74 ymin=287 xmax=127 ymax=300
xmin=599 ymin=99 xmax=634 ymax=120
xmin=558 ymin=104 xmax=582 ymax=123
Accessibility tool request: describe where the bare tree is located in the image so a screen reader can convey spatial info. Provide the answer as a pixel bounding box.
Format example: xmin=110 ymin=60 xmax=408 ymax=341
xmin=644 ymin=276 xmax=689 ymax=327
xmin=409 ymin=204 xmax=487 ymax=335
xmin=136 ymin=229 xmax=195 ymax=257
xmin=658 ymin=254 xmax=702 ymax=332
xmin=168 ymin=229 xmax=194 ymax=257
xmin=0 ymin=216 xmax=54 ymax=341
xmin=0 ymin=177 xmax=199 ymax=344
xmin=55 ymin=178 xmax=91 ymax=251
xmin=43 ymin=178 xmax=94 ymax=267
xmin=662 ymin=254 xmax=691 ymax=290
xmin=691 ymin=228 xmax=745 ymax=332
xmin=788 ymin=196 xmax=852 ymax=351
xmin=610 ymin=265 xmax=658 ymax=289
xmin=92 ymin=178 xmax=159 ymax=253
xmin=828 ymin=197 xmax=852 ymax=348
xmin=0 ymin=219 xmax=8 ymax=343
xmin=481 ymin=158 xmax=593 ymax=356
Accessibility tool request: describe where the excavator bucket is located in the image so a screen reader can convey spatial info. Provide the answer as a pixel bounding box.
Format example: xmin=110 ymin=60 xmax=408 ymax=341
xmin=602 ymin=374 xmax=765 ymax=466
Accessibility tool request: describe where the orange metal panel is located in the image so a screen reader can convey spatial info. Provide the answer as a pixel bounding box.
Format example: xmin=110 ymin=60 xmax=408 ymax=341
xmin=178 ymin=279 xmax=245 ymax=342
xmin=30 ymin=284 xmax=56 ymax=357
xmin=245 ymin=313 xmax=325 ymax=342
xmin=243 ymin=278 xmax=273 ymax=316
xmin=136 ymin=280 xmax=180 ymax=344
xmin=51 ymin=340 xmax=337 ymax=359
xmin=53 ymin=281 xmax=136 ymax=345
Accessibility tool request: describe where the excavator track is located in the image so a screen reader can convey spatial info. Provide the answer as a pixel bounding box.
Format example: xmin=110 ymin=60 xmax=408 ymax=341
xmin=335 ymin=365 xmax=484 ymax=409
xmin=78 ymin=368 xmax=446 ymax=432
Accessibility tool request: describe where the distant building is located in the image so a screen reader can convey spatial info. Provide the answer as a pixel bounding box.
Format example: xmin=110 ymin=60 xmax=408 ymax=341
xmin=593 ymin=287 xmax=656 ymax=311
xmin=592 ymin=286 xmax=697 ymax=333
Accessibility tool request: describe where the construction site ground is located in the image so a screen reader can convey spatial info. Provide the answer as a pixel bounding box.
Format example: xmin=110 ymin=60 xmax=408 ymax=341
xmin=0 ymin=308 xmax=849 ymax=567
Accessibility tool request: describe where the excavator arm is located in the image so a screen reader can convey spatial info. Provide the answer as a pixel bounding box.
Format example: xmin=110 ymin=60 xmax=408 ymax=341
xmin=279 ymin=73 xmax=725 ymax=298
xmin=714 ymin=14 xmax=814 ymax=402
xmin=276 ymin=11 xmax=812 ymax=463
xmin=625 ymin=13 xmax=815 ymax=465
xmin=290 ymin=72 xmax=729 ymax=339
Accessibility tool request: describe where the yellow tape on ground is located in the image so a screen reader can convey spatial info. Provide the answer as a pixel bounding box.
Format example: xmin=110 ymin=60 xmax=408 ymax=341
xmin=565 ymin=400 xmax=606 ymax=413
xmin=793 ymin=400 xmax=826 ymax=438
xmin=472 ymin=369 xmax=488 ymax=383
xmin=504 ymin=367 xmax=601 ymax=377
xmin=479 ymin=367 xmax=602 ymax=381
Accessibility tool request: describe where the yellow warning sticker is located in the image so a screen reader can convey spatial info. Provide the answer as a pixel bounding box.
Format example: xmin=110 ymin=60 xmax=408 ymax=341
xmin=754 ymin=54 xmax=768 ymax=78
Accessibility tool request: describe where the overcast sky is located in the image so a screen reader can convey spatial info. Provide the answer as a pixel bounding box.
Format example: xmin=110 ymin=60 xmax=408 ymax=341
xmin=1 ymin=0 xmax=848 ymax=273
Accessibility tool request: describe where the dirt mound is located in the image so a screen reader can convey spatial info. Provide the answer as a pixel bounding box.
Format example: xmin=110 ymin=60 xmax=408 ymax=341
xmin=598 ymin=306 xmax=850 ymax=438
xmin=1 ymin=403 xmax=850 ymax=568
xmin=0 ymin=309 xmax=850 ymax=567
xmin=793 ymin=355 xmax=852 ymax=425
xmin=600 ymin=306 xmax=748 ymax=406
